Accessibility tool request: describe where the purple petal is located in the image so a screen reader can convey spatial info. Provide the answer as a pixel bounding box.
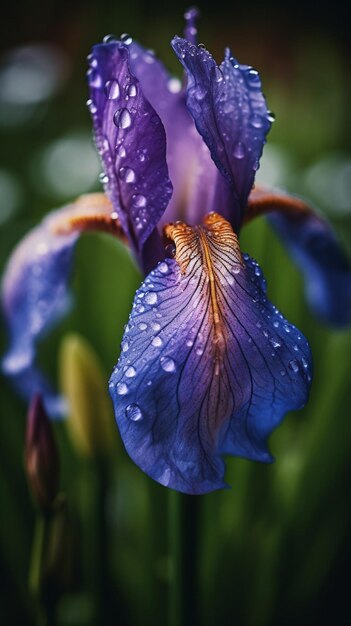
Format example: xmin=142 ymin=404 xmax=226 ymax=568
xmin=270 ymin=212 xmax=351 ymax=327
xmin=1 ymin=194 xmax=117 ymax=417
xmin=87 ymin=42 xmax=173 ymax=257
xmin=171 ymin=37 xmax=273 ymax=229
xmin=247 ymin=187 xmax=351 ymax=326
xmin=109 ymin=213 xmax=311 ymax=494
xmin=116 ymin=38 xmax=219 ymax=228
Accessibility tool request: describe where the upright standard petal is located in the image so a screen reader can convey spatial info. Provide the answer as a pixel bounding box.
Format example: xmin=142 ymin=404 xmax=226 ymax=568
xmin=247 ymin=187 xmax=351 ymax=326
xmin=2 ymin=194 xmax=122 ymax=416
xmin=107 ymin=37 xmax=220 ymax=229
xmin=172 ymin=37 xmax=272 ymax=228
xmin=109 ymin=213 xmax=311 ymax=494
xmin=87 ymin=42 xmax=173 ymax=257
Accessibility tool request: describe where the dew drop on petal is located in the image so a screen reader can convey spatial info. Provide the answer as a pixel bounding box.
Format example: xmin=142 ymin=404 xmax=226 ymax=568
xmin=160 ymin=356 xmax=176 ymax=372
xmin=99 ymin=172 xmax=109 ymax=184
xmin=86 ymin=98 xmax=97 ymax=114
xmin=145 ymin=292 xmax=157 ymax=305
xmin=131 ymin=193 xmax=146 ymax=207
xmin=121 ymin=340 xmax=129 ymax=352
xmin=232 ymin=141 xmax=246 ymax=159
xmin=125 ymin=403 xmax=143 ymax=421
xmin=288 ymin=359 xmax=299 ymax=373
xmin=103 ymin=34 xmax=117 ymax=43
xmin=152 ymin=336 xmax=162 ymax=347
xmin=117 ymin=382 xmax=128 ymax=395
xmin=115 ymin=144 xmax=126 ymax=158
xmin=250 ymin=114 xmax=263 ymax=129
xmin=158 ymin=262 xmax=168 ymax=274
xmin=105 ymin=79 xmax=120 ymax=99
xmin=128 ymin=83 xmax=137 ymax=97
xmin=120 ymin=33 xmax=133 ymax=45
xmin=114 ymin=108 xmax=132 ymax=129
xmin=125 ymin=366 xmax=136 ymax=378
xmin=119 ymin=167 xmax=136 ymax=183
xmin=138 ymin=322 xmax=148 ymax=330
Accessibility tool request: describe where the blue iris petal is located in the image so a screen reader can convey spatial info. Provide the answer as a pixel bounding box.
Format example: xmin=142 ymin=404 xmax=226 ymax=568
xmin=171 ymin=37 xmax=272 ymax=229
xmin=1 ymin=195 xmax=114 ymax=416
xmin=109 ymin=214 xmax=311 ymax=494
xmin=269 ymin=210 xmax=351 ymax=326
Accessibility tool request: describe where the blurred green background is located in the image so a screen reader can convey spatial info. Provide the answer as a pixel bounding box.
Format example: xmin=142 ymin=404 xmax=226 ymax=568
xmin=1 ymin=1 xmax=351 ymax=624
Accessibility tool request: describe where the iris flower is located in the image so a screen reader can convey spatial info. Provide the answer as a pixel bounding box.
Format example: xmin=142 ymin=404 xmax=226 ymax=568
xmin=2 ymin=9 xmax=351 ymax=493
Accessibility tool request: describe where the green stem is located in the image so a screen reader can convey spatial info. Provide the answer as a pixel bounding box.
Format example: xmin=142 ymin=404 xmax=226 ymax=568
xmin=28 ymin=513 xmax=50 ymax=626
xmin=168 ymin=492 xmax=199 ymax=626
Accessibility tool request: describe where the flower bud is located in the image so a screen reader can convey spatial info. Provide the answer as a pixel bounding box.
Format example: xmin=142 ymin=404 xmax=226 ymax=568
xmin=59 ymin=333 xmax=117 ymax=459
xmin=25 ymin=395 xmax=60 ymax=513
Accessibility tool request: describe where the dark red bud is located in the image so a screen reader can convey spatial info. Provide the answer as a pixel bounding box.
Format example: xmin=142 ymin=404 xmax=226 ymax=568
xmin=25 ymin=394 xmax=60 ymax=513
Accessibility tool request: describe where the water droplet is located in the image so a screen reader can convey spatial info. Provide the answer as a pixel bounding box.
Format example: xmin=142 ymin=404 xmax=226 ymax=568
xmin=121 ymin=340 xmax=129 ymax=352
xmin=117 ymin=382 xmax=128 ymax=395
xmin=99 ymin=172 xmax=109 ymax=185
xmin=255 ymin=266 xmax=261 ymax=276
xmin=128 ymin=83 xmax=137 ymax=97
xmin=280 ymin=369 xmax=286 ymax=377
xmin=250 ymin=114 xmax=263 ymax=129
xmin=301 ymin=357 xmax=308 ymax=369
xmin=116 ymin=144 xmax=126 ymax=158
xmin=86 ymin=98 xmax=97 ymax=114
xmin=267 ymin=111 xmax=276 ymax=123
xmin=270 ymin=338 xmax=281 ymax=348
xmin=160 ymin=356 xmax=176 ymax=372
xmin=113 ymin=107 xmax=132 ymax=129
xmin=195 ymin=85 xmax=207 ymax=101
xmin=152 ymin=336 xmax=163 ymax=347
xmin=87 ymin=69 xmax=103 ymax=89
xmin=105 ymin=79 xmax=120 ymax=99
xmin=283 ymin=325 xmax=291 ymax=333
xmin=158 ymin=262 xmax=168 ymax=274
xmin=120 ymin=33 xmax=133 ymax=45
xmin=131 ymin=193 xmax=146 ymax=207
xmin=151 ymin=322 xmax=161 ymax=331
xmin=186 ymin=339 xmax=193 ymax=347
xmin=119 ymin=167 xmax=136 ymax=183
xmin=125 ymin=403 xmax=143 ymax=421
xmin=168 ymin=77 xmax=182 ymax=93
xmin=232 ymin=141 xmax=246 ymax=159
xmin=145 ymin=292 xmax=157 ymax=305
xmin=196 ymin=347 xmax=203 ymax=356
xmin=138 ymin=322 xmax=147 ymax=330
xmin=288 ymin=359 xmax=299 ymax=373
xmin=165 ymin=243 xmax=176 ymax=258
xmin=125 ymin=366 xmax=136 ymax=378
xmin=103 ymin=34 xmax=117 ymax=44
